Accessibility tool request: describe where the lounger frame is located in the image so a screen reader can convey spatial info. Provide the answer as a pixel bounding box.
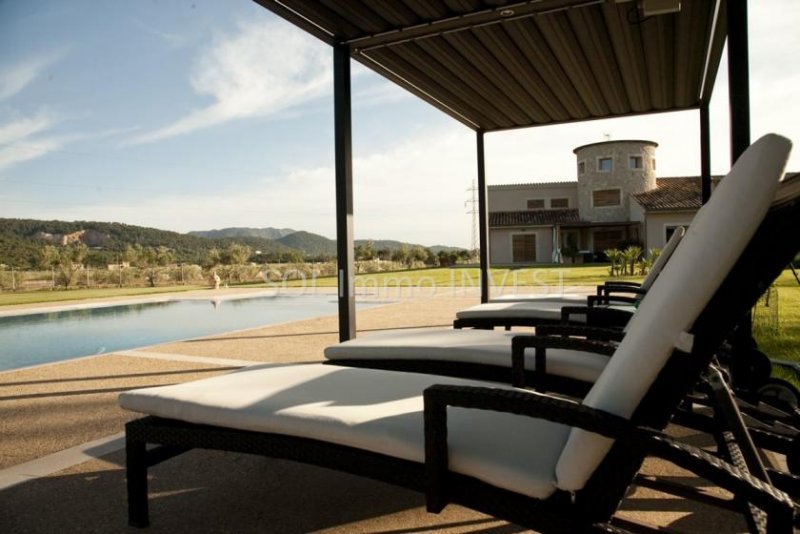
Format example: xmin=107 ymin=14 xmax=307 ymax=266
xmin=125 ymin=180 xmax=800 ymax=531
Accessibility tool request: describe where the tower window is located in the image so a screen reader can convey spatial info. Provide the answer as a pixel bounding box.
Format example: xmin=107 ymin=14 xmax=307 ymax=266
xmin=598 ymin=157 xmax=613 ymax=172
xmin=592 ymin=188 xmax=621 ymax=207
xmin=629 ymin=156 xmax=643 ymax=169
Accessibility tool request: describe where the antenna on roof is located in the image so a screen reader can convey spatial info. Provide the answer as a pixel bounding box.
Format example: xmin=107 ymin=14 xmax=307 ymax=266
xmin=603 ymin=132 xmax=612 ymax=141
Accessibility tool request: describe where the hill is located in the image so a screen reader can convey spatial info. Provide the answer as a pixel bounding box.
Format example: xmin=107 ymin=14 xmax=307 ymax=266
xmin=0 ymin=218 xmax=293 ymax=268
xmin=277 ymin=231 xmax=336 ymax=258
xmin=189 ymin=227 xmax=296 ymax=240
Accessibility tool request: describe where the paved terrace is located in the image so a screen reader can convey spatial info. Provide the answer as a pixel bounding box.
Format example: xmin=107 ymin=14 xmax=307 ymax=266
xmin=0 ymin=287 xmax=752 ymax=532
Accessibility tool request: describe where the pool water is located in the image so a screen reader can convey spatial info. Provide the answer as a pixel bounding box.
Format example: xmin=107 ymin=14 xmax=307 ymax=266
xmin=0 ymin=294 xmax=383 ymax=372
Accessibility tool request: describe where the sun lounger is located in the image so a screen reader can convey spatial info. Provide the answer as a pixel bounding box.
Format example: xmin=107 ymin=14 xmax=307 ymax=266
xmin=452 ymin=228 xmax=685 ymax=330
xmin=119 ymin=134 xmax=795 ymax=531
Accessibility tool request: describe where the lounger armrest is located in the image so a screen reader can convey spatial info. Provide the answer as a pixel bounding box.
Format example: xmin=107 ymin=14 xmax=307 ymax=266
xmin=561 ymin=305 xmax=634 ymax=328
xmin=536 ymin=324 xmax=625 ymax=342
xmin=423 ymin=384 xmax=631 ymax=512
xmin=601 ymin=286 xmax=648 ymax=297
xmin=595 ymin=281 xmax=641 ymax=296
xmin=510 ymin=334 xmax=615 ymax=389
xmin=587 ymin=295 xmax=639 ymax=306
xmin=424 ymin=386 xmax=795 ymax=529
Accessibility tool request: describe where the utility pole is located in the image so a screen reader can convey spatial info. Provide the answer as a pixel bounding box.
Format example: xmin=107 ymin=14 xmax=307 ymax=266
xmin=465 ymin=180 xmax=479 ymax=254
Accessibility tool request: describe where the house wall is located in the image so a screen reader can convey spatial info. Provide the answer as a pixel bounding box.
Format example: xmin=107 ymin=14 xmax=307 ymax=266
xmin=643 ymin=211 xmax=696 ymax=249
xmin=490 ymin=227 xmax=554 ymax=264
xmin=488 ymin=183 xmax=578 ymax=212
xmin=574 ymin=140 xmax=657 ymax=222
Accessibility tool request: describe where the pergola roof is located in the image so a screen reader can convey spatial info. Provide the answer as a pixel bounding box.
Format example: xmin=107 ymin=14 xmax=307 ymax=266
xmin=256 ymin=0 xmax=727 ymax=131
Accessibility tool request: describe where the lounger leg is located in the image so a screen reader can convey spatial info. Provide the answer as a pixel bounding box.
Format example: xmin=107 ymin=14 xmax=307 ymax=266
xmin=126 ymin=435 xmax=150 ymax=528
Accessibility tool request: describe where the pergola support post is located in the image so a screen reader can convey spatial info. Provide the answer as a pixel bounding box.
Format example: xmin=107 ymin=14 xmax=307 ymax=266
xmin=728 ymin=0 xmax=751 ymax=164
xmin=477 ymin=131 xmax=490 ymax=303
xmin=334 ymin=45 xmax=356 ymax=341
xmin=700 ymin=102 xmax=711 ymax=204
xmin=726 ymin=0 xmax=757 ymax=372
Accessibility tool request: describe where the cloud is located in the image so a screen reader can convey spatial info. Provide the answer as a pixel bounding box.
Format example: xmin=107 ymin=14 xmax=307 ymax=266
xmin=126 ymin=19 xmax=331 ymax=145
xmin=0 ymin=111 xmax=64 ymax=174
xmin=0 ymin=137 xmax=65 ymax=173
xmin=0 ymin=51 xmax=64 ymax=101
xmin=0 ymin=112 xmax=57 ymax=145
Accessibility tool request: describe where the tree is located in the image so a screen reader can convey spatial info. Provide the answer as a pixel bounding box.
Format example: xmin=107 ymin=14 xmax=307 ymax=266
xmin=39 ymin=243 xmax=88 ymax=288
xmin=220 ymin=243 xmax=252 ymax=283
xmin=130 ymin=245 xmax=175 ymax=287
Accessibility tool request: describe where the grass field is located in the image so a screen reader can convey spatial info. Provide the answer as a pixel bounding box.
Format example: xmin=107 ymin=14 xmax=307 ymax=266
xmin=0 ymin=285 xmax=204 ymax=307
xmin=279 ymin=264 xmax=643 ymax=289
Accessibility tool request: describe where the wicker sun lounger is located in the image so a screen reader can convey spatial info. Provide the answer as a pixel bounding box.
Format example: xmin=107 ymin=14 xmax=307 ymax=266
xmin=452 ymin=227 xmax=685 ymax=330
xmin=120 ymin=135 xmax=795 ymax=532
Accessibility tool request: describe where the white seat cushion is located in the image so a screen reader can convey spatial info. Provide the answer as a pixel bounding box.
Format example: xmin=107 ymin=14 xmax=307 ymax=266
xmin=456 ymin=301 xmax=635 ymax=324
xmin=324 ymin=328 xmax=608 ymax=383
xmin=120 ymin=363 xmax=570 ymax=499
xmin=490 ymin=293 xmax=588 ymax=304
xmin=555 ymin=133 xmax=792 ymax=491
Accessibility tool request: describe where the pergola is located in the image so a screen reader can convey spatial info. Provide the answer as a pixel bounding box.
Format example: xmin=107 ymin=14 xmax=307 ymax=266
xmin=254 ymin=0 xmax=749 ymax=342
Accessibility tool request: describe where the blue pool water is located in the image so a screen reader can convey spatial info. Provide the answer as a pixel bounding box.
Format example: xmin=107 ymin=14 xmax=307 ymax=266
xmin=0 ymin=294 xmax=383 ymax=372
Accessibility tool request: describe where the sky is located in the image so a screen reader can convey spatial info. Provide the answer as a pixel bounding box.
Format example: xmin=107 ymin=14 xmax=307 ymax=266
xmin=0 ymin=1 xmax=798 ymax=249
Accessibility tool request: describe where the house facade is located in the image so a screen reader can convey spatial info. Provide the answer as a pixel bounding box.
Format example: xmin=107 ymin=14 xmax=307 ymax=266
xmin=489 ymin=140 xmax=704 ymax=265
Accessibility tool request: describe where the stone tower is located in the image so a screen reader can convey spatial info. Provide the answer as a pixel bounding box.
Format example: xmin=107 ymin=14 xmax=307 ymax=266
xmin=573 ymin=140 xmax=658 ymax=222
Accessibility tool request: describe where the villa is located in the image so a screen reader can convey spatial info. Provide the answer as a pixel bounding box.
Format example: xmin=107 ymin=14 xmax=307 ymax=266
xmin=489 ymin=139 xmax=708 ymax=264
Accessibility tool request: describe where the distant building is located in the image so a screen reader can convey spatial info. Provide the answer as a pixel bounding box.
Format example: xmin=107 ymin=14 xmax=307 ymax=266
xmin=489 ymin=140 xmax=707 ymax=264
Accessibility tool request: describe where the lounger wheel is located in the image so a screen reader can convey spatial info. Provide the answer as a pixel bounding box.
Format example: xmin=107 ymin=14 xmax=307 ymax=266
xmin=757 ymin=377 xmax=800 ymax=412
xmin=728 ymin=348 xmax=773 ymax=394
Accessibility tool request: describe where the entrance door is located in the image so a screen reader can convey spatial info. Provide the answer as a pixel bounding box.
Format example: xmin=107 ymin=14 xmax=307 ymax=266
xmin=512 ymin=234 xmax=537 ymax=263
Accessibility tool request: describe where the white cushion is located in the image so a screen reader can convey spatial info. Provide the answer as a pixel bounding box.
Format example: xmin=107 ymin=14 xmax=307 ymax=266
xmin=640 ymin=226 xmax=685 ymax=292
xmin=120 ymin=363 xmax=570 ymax=499
xmin=457 ymin=301 xmax=575 ymax=322
xmin=555 ymin=134 xmax=792 ymax=491
xmin=456 ymin=301 xmax=636 ymax=326
xmin=324 ymin=328 xmax=608 ymax=383
xmin=491 ymin=293 xmax=588 ymax=304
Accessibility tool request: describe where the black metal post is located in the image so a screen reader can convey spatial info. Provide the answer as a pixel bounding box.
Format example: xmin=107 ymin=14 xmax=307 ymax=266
xmin=477 ymin=131 xmax=490 ymax=303
xmin=727 ymin=0 xmax=757 ymax=371
xmin=728 ymin=0 xmax=750 ymax=164
xmin=700 ymin=102 xmax=711 ymax=204
xmin=334 ymin=45 xmax=356 ymax=341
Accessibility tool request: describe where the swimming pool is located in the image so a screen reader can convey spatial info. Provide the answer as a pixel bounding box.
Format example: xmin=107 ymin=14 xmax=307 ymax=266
xmin=0 ymin=294 xmax=384 ymax=372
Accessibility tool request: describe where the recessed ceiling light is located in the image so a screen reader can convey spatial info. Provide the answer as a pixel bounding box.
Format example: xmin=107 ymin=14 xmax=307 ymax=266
xmin=500 ymin=9 xmax=515 ymax=17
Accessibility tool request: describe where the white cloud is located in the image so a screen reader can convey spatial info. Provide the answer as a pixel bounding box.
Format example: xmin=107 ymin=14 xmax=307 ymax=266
xmin=0 ymin=51 xmax=64 ymax=101
xmin=0 ymin=112 xmax=57 ymax=145
xmin=0 ymin=137 xmax=65 ymax=173
xmin=126 ymin=19 xmax=331 ymax=145
xmin=0 ymin=111 xmax=64 ymax=174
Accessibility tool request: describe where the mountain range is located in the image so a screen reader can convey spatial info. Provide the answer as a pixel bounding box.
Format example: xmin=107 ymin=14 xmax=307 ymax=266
xmin=0 ymin=219 xmax=463 ymax=268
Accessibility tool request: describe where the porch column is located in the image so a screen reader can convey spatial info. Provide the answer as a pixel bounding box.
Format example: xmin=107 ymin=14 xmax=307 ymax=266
xmin=334 ymin=45 xmax=356 ymax=341
xmin=726 ymin=0 xmax=756 ymax=370
xmin=700 ymin=102 xmax=711 ymax=203
xmin=728 ymin=0 xmax=750 ymax=163
xmin=477 ymin=130 xmax=490 ymax=303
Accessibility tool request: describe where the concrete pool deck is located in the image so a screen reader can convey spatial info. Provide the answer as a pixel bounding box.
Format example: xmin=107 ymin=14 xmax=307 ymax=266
xmin=0 ymin=287 xmax=753 ymax=532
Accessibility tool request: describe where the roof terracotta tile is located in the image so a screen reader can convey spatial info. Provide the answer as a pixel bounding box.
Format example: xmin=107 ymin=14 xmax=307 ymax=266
xmin=631 ymin=176 xmax=710 ymax=211
xmin=490 ymin=209 xmax=582 ymax=227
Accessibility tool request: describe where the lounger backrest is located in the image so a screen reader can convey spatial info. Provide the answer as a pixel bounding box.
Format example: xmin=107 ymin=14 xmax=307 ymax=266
xmin=638 ymin=226 xmax=684 ymax=293
xmin=555 ymin=133 xmax=792 ymax=491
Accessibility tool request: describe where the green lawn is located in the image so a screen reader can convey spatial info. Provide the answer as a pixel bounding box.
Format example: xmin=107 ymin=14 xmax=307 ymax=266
xmin=280 ymin=264 xmax=642 ymax=289
xmin=754 ymin=271 xmax=800 ymax=381
xmin=0 ymin=285 xmax=204 ymax=307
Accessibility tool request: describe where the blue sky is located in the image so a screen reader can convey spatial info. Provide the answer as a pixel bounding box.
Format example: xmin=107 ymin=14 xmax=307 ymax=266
xmin=1 ymin=0 xmax=798 ymax=249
